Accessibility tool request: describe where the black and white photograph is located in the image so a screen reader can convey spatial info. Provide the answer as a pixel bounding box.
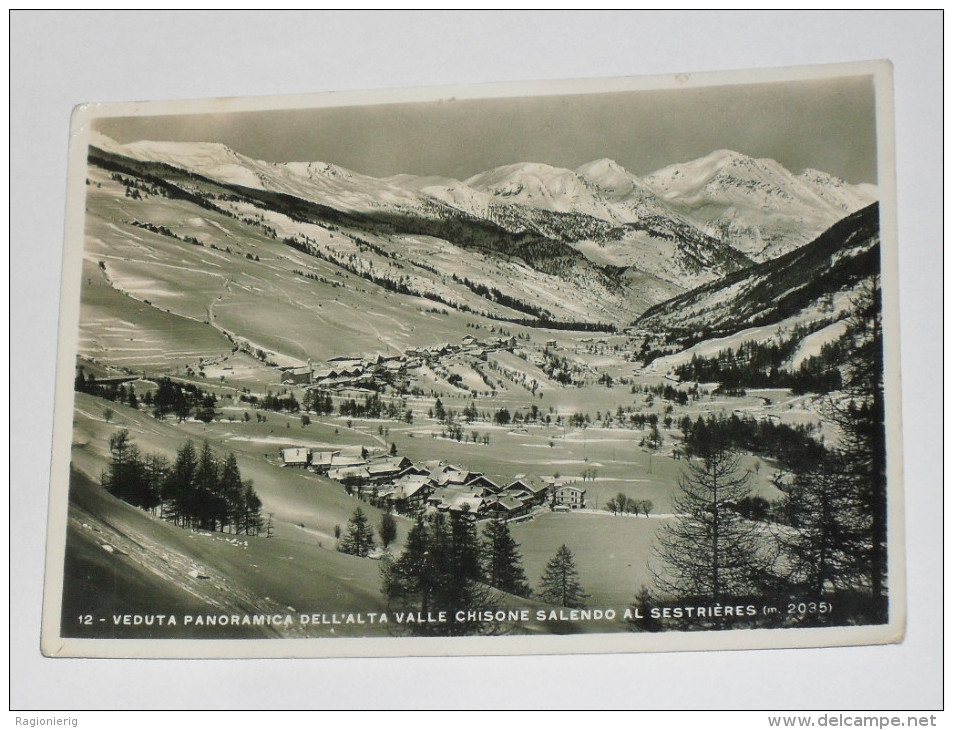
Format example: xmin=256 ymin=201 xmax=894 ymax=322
xmin=39 ymin=60 xmax=907 ymax=659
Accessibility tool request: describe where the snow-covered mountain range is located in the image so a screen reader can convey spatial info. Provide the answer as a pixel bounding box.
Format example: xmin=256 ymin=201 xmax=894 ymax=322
xmin=87 ymin=132 xmax=876 ymax=322
xmin=644 ymin=149 xmax=876 ymax=261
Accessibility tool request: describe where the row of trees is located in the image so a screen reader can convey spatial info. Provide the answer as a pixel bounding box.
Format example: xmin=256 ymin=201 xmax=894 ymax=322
xmin=102 ymin=431 xmax=264 ymax=535
xmin=333 ymin=507 xmax=590 ymax=635
xmin=337 ymin=393 xmax=410 ymax=422
xmin=239 ymin=391 xmax=299 ymax=413
xmin=302 ymin=389 xmax=335 ymax=416
xmin=605 ymin=492 xmax=653 ymax=517
xmin=678 ymin=412 xmax=825 ymax=471
xmin=75 ymin=372 xmax=219 ymax=423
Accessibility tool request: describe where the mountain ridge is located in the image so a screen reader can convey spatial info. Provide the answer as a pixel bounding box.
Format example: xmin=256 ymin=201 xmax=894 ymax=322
xmin=636 ymin=202 xmax=881 ymax=348
xmin=87 ymin=134 xmax=876 ymax=326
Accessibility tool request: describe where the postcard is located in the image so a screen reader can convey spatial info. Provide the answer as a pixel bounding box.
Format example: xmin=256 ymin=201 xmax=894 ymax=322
xmin=41 ymin=60 xmax=903 ymax=657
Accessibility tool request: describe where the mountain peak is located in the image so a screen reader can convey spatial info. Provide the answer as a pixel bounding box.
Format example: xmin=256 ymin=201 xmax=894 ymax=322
xmin=576 ymin=157 xmax=625 ymax=175
xmin=705 ymin=148 xmax=748 ymax=162
xmin=645 ymin=149 xmax=760 ymax=187
xmin=464 ymin=162 xmax=593 ymax=212
xmin=575 ymin=158 xmax=638 ymax=198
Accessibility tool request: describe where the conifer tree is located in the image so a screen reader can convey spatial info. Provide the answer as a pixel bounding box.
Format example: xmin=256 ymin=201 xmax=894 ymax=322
xmin=241 ymin=481 xmax=263 ymax=536
xmin=627 ymin=585 xmax=662 ymax=632
xmin=103 ymin=429 xmax=145 ymax=506
xmin=774 ymin=452 xmax=858 ymax=601
xmin=481 ymin=516 xmax=530 ymax=597
xmin=537 ymin=544 xmax=587 ymax=608
xmin=164 ymin=439 xmax=197 ymax=527
xmin=193 ymin=441 xmax=221 ymax=531
xmin=141 ymin=451 xmax=167 ymax=515
xmin=381 ymin=512 xmax=497 ymax=636
xmin=382 ymin=515 xmax=433 ymax=613
xmin=448 ymin=511 xmax=483 ymax=606
xmin=831 ymin=279 xmax=887 ymax=613
xmin=338 ymin=507 xmax=376 ymax=557
xmin=378 ymin=511 xmax=398 ymax=550
xmin=653 ymin=447 xmax=770 ymax=602
xmin=219 ymin=452 xmax=245 ymax=533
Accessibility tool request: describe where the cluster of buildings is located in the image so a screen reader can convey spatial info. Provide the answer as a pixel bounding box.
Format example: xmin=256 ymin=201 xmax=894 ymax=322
xmin=278 ymin=354 xmax=405 ymax=389
xmin=279 ymin=446 xmax=586 ymax=520
xmin=277 ymin=335 xmax=518 ymax=389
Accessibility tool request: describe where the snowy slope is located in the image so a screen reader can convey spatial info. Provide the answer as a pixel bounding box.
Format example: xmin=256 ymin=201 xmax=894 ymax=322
xmin=644 ymin=150 xmax=876 ymax=261
xmin=111 ymin=139 xmax=430 ymax=214
xmin=637 ymin=203 xmax=881 ymax=339
xmin=797 ymin=169 xmax=878 ymax=214
xmin=575 ymin=157 xmax=678 ymax=220
xmin=384 ymin=173 xmax=494 ymax=218
xmin=465 ymin=161 xmax=619 ymax=219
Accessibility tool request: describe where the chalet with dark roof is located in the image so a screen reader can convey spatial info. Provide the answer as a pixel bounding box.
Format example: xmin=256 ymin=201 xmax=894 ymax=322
xmin=379 ymin=475 xmax=432 ymax=514
xmin=464 ymin=474 xmax=502 ymax=496
xmin=485 ymin=494 xmax=531 ymax=520
xmin=505 ymin=477 xmax=550 ymax=505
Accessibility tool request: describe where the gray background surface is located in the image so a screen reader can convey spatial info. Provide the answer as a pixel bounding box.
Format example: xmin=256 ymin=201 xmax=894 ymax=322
xmin=10 ymin=10 xmax=942 ymax=710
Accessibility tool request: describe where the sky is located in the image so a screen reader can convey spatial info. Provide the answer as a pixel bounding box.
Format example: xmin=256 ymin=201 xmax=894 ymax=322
xmin=94 ymin=74 xmax=879 ymax=185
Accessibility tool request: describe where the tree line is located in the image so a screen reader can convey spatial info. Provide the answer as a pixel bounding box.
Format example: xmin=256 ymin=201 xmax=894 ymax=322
xmin=239 ymin=391 xmax=299 ymax=413
xmin=102 ymin=430 xmax=264 ymax=535
xmin=338 ymin=392 xmax=404 ymax=420
xmin=671 ymin=327 xmax=845 ymax=395
xmin=605 ymin=493 xmax=653 ymax=517
xmin=76 ymin=371 xmax=219 ymax=424
xmin=678 ymin=412 xmax=825 ymax=473
xmin=650 ymin=281 xmax=887 ymax=626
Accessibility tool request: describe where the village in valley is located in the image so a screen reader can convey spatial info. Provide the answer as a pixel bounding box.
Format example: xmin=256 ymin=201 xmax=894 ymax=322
xmin=275 ymin=335 xmax=587 ymax=526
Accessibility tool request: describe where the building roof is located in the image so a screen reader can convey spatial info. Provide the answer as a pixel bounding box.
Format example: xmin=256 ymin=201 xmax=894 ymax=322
xmin=465 ymin=474 xmax=501 ymax=493
xmin=327 ymin=466 xmax=370 ymax=481
xmin=444 ymin=493 xmax=485 ymax=514
xmin=507 ymin=477 xmax=549 ymax=496
xmin=419 ymin=460 xmax=447 ymax=475
xmin=381 ymin=477 xmax=431 ymax=501
xmin=309 ymin=450 xmax=340 ymax=466
xmin=331 ymin=454 xmax=368 ymax=467
xmin=281 ymin=447 xmax=309 ymax=464
xmin=431 ymin=465 xmax=476 ymax=487
xmin=486 ymin=495 xmax=526 ymax=512
xmin=368 ymin=455 xmax=411 ymax=468
xmin=367 ymin=462 xmax=403 ymax=476
xmin=429 ymin=464 xmax=465 ymax=486
xmin=393 ymin=474 xmax=432 ymax=489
